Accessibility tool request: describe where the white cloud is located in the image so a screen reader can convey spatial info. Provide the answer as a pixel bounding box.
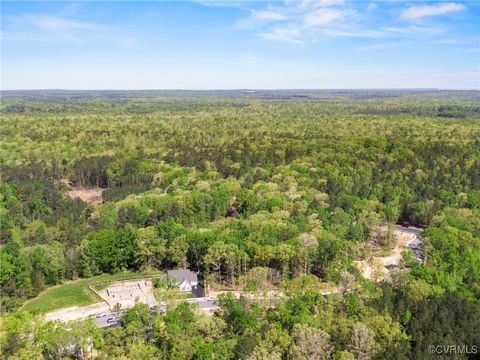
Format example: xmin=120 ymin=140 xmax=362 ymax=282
xmin=259 ymin=7 xmax=355 ymax=43
xmin=384 ymin=25 xmax=444 ymax=36
xmin=239 ymin=0 xmax=463 ymax=45
xmin=355 ymin=44 xmax=384 ymax=51
xmin=242 ymin=0 xmax=353 ymax=43
xmin=298 ymin=0 xmax=345 ymax=9
xmin=304 ymin=8 xmax=353 ymax=27
xmin=252 ymin=10 xmax=287 ymax=21
xmin=1 ymin=13 xmax=135 ymax=46
xmin=401 ymin=2 xmax=465 ymax=20
xmin=322 ymin=28 xmax=389 ymax=38
xmin=2 ymin=14 xmax=101 ymax=43
xmin=25 ymin=15 xmax=98 ymax=31
xmin=0 ymin=32 xmax=54 ymax=42
xmin=262 ymin=25 xmax=303 ymax=43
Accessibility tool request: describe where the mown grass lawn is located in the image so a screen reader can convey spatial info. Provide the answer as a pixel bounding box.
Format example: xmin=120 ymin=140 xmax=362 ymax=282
xmin=21 ymin=271 xmax=162 ymax=314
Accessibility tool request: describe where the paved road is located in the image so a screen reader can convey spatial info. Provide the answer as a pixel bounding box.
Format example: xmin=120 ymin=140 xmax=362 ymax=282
xmin=95 ymin=298 xmax=219 ymax=327
xmin=95 ymin=311 xmax=122 ymax=328
xmin=187 ymin=297 xmax=219 ymax=309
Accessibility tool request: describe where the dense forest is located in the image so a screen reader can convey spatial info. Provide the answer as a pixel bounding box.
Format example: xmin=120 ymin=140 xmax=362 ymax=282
xmin=1 ymin=90 xmax=479 ymax=359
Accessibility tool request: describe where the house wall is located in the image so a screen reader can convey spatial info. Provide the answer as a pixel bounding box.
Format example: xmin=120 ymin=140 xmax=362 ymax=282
xmin=179 ymin=281 xmax=192 ymax=292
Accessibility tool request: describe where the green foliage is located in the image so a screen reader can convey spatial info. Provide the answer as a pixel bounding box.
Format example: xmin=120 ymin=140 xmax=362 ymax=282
xmin=412 ymin=208 xmax=480 ymax=298
xmin=1 ymin=92 xmax=479 ymax=359
xmin=87 ymin=227 xmax=138 ymax=273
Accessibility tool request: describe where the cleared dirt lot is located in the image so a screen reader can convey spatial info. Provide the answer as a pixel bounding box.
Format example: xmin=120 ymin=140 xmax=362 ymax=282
xmin=95 ymin=279 xmax=156 ymax=309
xmin=66 ymin=187 xmax=103 ymax=204
xmin=355 ymin=226 xmax=423 ymax=281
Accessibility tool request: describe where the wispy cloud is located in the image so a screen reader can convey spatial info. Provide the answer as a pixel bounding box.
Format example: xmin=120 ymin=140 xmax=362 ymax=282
xmin=2 ymin=12 xmax=137 ymax=47
xmin=298 ymin=0 xmax=345 ymax=8
xmin=304 ymin=8 xmax=354 ymax=27
xmin=384 ymin=25 xmax=445 ymax=36
xmin=263 ymin=25 xmax=304 ymax=44
xmin=242 ymin=0 xmax=357 ymax=44
xmin=321 ymin=28 xmax=389 ymax=38
xmin=432 ymin=36 xmax=479 ymax=46
xmin=25 ymin=15 xmax=98 ymax=32
xmin=232 ymin=0 xmax=470 ymax=45
xmin=2 ymin=14 xmax=101 ymax=43
xmin=252 ymin=10 xmax=287 ymax=21
xmin=355 ymin=43 xmax=385 ymax=51
xmin=401 ymin=2 xmax=465 ymax=20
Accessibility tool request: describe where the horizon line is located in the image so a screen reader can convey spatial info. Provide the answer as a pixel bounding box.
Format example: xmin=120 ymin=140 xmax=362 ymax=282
xmin=2 ymin=87 xmax=480 ymax=92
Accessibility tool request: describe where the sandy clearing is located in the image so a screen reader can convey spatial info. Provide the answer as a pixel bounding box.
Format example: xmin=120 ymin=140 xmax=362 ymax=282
xmin=95 ymin=279 xmax=156 ymax=309
xmin=355 ymin=226 xmax=422 ymax=281
xmin=44 ymin=302 xmax=110 ymax=322
xmin=66 ymin=188 xmax=103 ymax=205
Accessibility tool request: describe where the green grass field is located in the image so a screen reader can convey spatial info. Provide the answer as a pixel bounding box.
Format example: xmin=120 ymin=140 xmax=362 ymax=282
xmin=21 ymin=271 xmax=162 ymax=314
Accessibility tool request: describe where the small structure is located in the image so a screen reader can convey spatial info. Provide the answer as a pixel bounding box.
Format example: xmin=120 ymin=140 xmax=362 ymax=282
xmin=167 ymin=269 xmax=198 ymax=293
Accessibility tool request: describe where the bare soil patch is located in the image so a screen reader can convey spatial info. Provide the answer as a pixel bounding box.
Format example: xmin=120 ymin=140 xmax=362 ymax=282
xmin=44 ymin=302 xmax=109 ymax=322
xmin=66 ymin=187 xmax=103 ymax=205
xmin=95 ymin=279 xmax=156 ymax=310
xmin=355 ymin=226 xmax=422 ymax=281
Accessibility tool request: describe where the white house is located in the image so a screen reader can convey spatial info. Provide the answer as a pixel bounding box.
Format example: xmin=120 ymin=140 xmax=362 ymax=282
xmin=167 ymin=269 xmax=198 ymax=293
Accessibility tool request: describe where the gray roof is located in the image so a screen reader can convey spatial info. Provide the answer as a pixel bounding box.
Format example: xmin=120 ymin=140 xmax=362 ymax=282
xmin=167 ymin=269 xmax=197 ymax=284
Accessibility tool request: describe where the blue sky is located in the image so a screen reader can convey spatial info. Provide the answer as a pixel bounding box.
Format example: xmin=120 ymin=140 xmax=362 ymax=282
xmin=1 ymin=1 xmax=479 ymax=89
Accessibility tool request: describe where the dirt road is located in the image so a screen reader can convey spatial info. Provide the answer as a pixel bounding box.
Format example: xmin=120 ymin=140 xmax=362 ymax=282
xmin=45 ymin=302 xmax=110 ymax=322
